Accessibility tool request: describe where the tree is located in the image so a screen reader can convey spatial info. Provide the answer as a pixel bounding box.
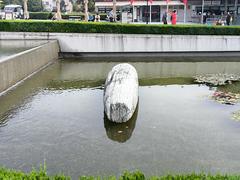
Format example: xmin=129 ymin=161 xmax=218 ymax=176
xmin=60 ymin=0 xmax=65 ymax=12
xmin=27 ymin=0 xmax=42 ymax=12
xmin=0 ymin=0 xmax=4 ymax=9
xmin=23 ymin=0 xmax=29 ymax=18
xmin=2 ymin=0 xmax=23 ymax=6
xmin=84 ymin=0 xmax=88 ymax=21
xmin=55 ymin=0 xmax=62 ymax=19
xmin=113 ymin=0 xmax=116 ymax=21
xmin=88 ymin=0 xmax=94 ymax=12
xmin=71 ymin=0 xmax=94 ymax=13
xmin=73 ymin=0 xmax=82 ymax=12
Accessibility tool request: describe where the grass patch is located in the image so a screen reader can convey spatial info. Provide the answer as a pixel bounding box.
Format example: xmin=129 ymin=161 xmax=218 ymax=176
xmin=0 ymin=165 xmax=70 ymax=179
xmin=1 ymin=167 xmax=240 ymax=180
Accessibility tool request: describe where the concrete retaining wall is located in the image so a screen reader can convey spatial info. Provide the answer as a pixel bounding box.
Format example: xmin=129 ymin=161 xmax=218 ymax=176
xmin=0 ymin=32 xmax=240 ymax=53
xmin=0 ymin=40 xmax=50 ymax=48
xmin=0 ymin=40 xmax=59 ymax=93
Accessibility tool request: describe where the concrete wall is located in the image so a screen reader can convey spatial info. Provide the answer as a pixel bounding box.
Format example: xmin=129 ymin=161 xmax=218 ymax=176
xmin=0 ymin=40 xmax=50 ymax=48
xmin=0 ymin=32 xmax=240 ymax=53
xmin=0 ymin=40 xmax=59 ymax=94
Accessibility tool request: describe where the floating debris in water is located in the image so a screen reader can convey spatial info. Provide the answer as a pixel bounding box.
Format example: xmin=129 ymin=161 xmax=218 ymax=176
xmin=232 ymin=110 xmax=240 ymax=121
xmin=194 ymin=74 xmax=240 ymax=86
xmin=211 ymin=91 xmax=240 ymax=105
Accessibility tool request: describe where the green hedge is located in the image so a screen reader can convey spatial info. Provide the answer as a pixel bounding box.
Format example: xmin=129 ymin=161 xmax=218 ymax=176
xmin=0 ymin=20 xmax=240 ymax=35
xmin=1 ymin=167 xmax=240 ymax=180
xmin=29 ymin=12 xmax=53 ymax=20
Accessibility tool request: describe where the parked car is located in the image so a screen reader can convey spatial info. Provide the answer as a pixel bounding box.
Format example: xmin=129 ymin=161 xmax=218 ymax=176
xmin=2 ymin=4 xmax=23 ymax=19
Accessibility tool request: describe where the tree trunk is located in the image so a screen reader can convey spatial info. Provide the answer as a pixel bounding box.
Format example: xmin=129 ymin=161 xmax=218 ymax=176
xmin=84 ymin=0 xmax=88 ymax=21
xmin=113 ymin=0 xmax=116 ymax=21
xmin=225 ymin=0 xmax=228 ymax=13
xmin=104 ymin=63 xmax=139 ymax=123
xmin=56 ymin=0 xmax=62 ymax=20
xmin=234 ymin=0 xmax=238 ymax=18
xmin=23 ymin=0 xmax=29 ymax=19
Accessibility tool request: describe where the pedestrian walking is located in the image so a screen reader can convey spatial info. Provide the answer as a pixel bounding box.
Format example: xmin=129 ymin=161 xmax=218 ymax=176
xmin=226 ymin=12 xmax=231 ymax=26
xmin=171 ymin=10 xmax=177 ymax=25
xmin=95 ymin=13 xmax=101 ymax=22
xmin=162 ymin=11 xmax=168 ymax=24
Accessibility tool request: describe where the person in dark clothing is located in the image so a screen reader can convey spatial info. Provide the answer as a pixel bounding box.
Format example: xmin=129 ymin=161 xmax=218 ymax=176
xmin=162 ymin=11 xmax=168 ymax=24
xmin=226 ymin=12 xmax=231 ymax=26
xmin=203 ymin=13 xmax=207 ymax=24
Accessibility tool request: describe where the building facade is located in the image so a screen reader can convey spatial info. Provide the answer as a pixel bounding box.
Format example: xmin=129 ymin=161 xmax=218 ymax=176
xmin=95 ymin=0 xmax=240 ymax=23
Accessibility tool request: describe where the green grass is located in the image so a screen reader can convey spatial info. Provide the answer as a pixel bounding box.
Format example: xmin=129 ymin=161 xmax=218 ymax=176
xmin=0 ymin=165 xmax=70 ymax=179
xmin=0 ymin=20 xmax=240 ymax=35
xmin=1 ymin=167 xmax=240 ymax=180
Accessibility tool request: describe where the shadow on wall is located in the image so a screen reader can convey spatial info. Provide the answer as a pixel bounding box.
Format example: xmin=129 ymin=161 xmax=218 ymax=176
xmin=104 ymin=104 xmax=139 ymax=143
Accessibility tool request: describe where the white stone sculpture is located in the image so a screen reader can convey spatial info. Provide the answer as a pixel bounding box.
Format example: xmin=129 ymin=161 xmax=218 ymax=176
xmin=104 ymin=63 xmax=139 ymax=123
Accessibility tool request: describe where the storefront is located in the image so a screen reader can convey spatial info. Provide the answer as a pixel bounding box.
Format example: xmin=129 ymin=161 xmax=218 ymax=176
xmin=95 ymin=0 xmax=185 ymax=22
xmin=95 ymin=0 xmax=240 ymax=23
xmin=192 ymin=0 xmax=240 ymax=15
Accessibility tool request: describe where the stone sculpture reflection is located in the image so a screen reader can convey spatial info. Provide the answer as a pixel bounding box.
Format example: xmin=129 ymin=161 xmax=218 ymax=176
xmin=104 ymin=104 xmax=138 ymax=143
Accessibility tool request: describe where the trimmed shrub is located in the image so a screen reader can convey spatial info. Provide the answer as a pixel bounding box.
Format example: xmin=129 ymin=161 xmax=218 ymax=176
xmin=29 ymin=12 xmax=53 ymax=20
xmin=0 ymin=20 xmax=240 ymax=35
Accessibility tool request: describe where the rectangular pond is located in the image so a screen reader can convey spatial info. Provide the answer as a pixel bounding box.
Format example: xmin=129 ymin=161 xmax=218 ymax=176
xmin=1 ymin=59 xmax=240 ymax=179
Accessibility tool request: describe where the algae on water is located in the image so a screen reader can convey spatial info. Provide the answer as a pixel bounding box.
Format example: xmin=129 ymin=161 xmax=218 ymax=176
xmin=211 ymin=91 xmax=240 ymax=105
xmin=194 ymin=73 xmax=240 ymax=86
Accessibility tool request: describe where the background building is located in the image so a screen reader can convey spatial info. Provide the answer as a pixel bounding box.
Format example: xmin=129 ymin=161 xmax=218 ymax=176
xmin=95 ymin=0 xmax=240 ymax=23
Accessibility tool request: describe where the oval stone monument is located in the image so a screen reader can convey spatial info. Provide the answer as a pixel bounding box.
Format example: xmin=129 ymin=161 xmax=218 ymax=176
xmin=104 ymin=63 xmax=139 ymax=123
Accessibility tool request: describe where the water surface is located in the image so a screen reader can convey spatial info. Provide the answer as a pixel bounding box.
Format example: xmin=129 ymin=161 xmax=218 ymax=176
xmin=1 ymin=60 xmax=240 ymax=178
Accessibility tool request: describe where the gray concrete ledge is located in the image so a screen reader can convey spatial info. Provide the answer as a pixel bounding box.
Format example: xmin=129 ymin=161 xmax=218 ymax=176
xmin=59 ymin=51 xmax=240 ymax=60
xmin=0 ymin=39 xmax=50 ymax=48
xmin=1 ymin=32 xmax=240 ymax=53
xmin=0 ymin=40 xmax=59 ymax=94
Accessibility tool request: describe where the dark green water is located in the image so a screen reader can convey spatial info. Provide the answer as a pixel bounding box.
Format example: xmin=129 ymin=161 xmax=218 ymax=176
xmin=1 ymin=60 xmax=240 ymax=179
